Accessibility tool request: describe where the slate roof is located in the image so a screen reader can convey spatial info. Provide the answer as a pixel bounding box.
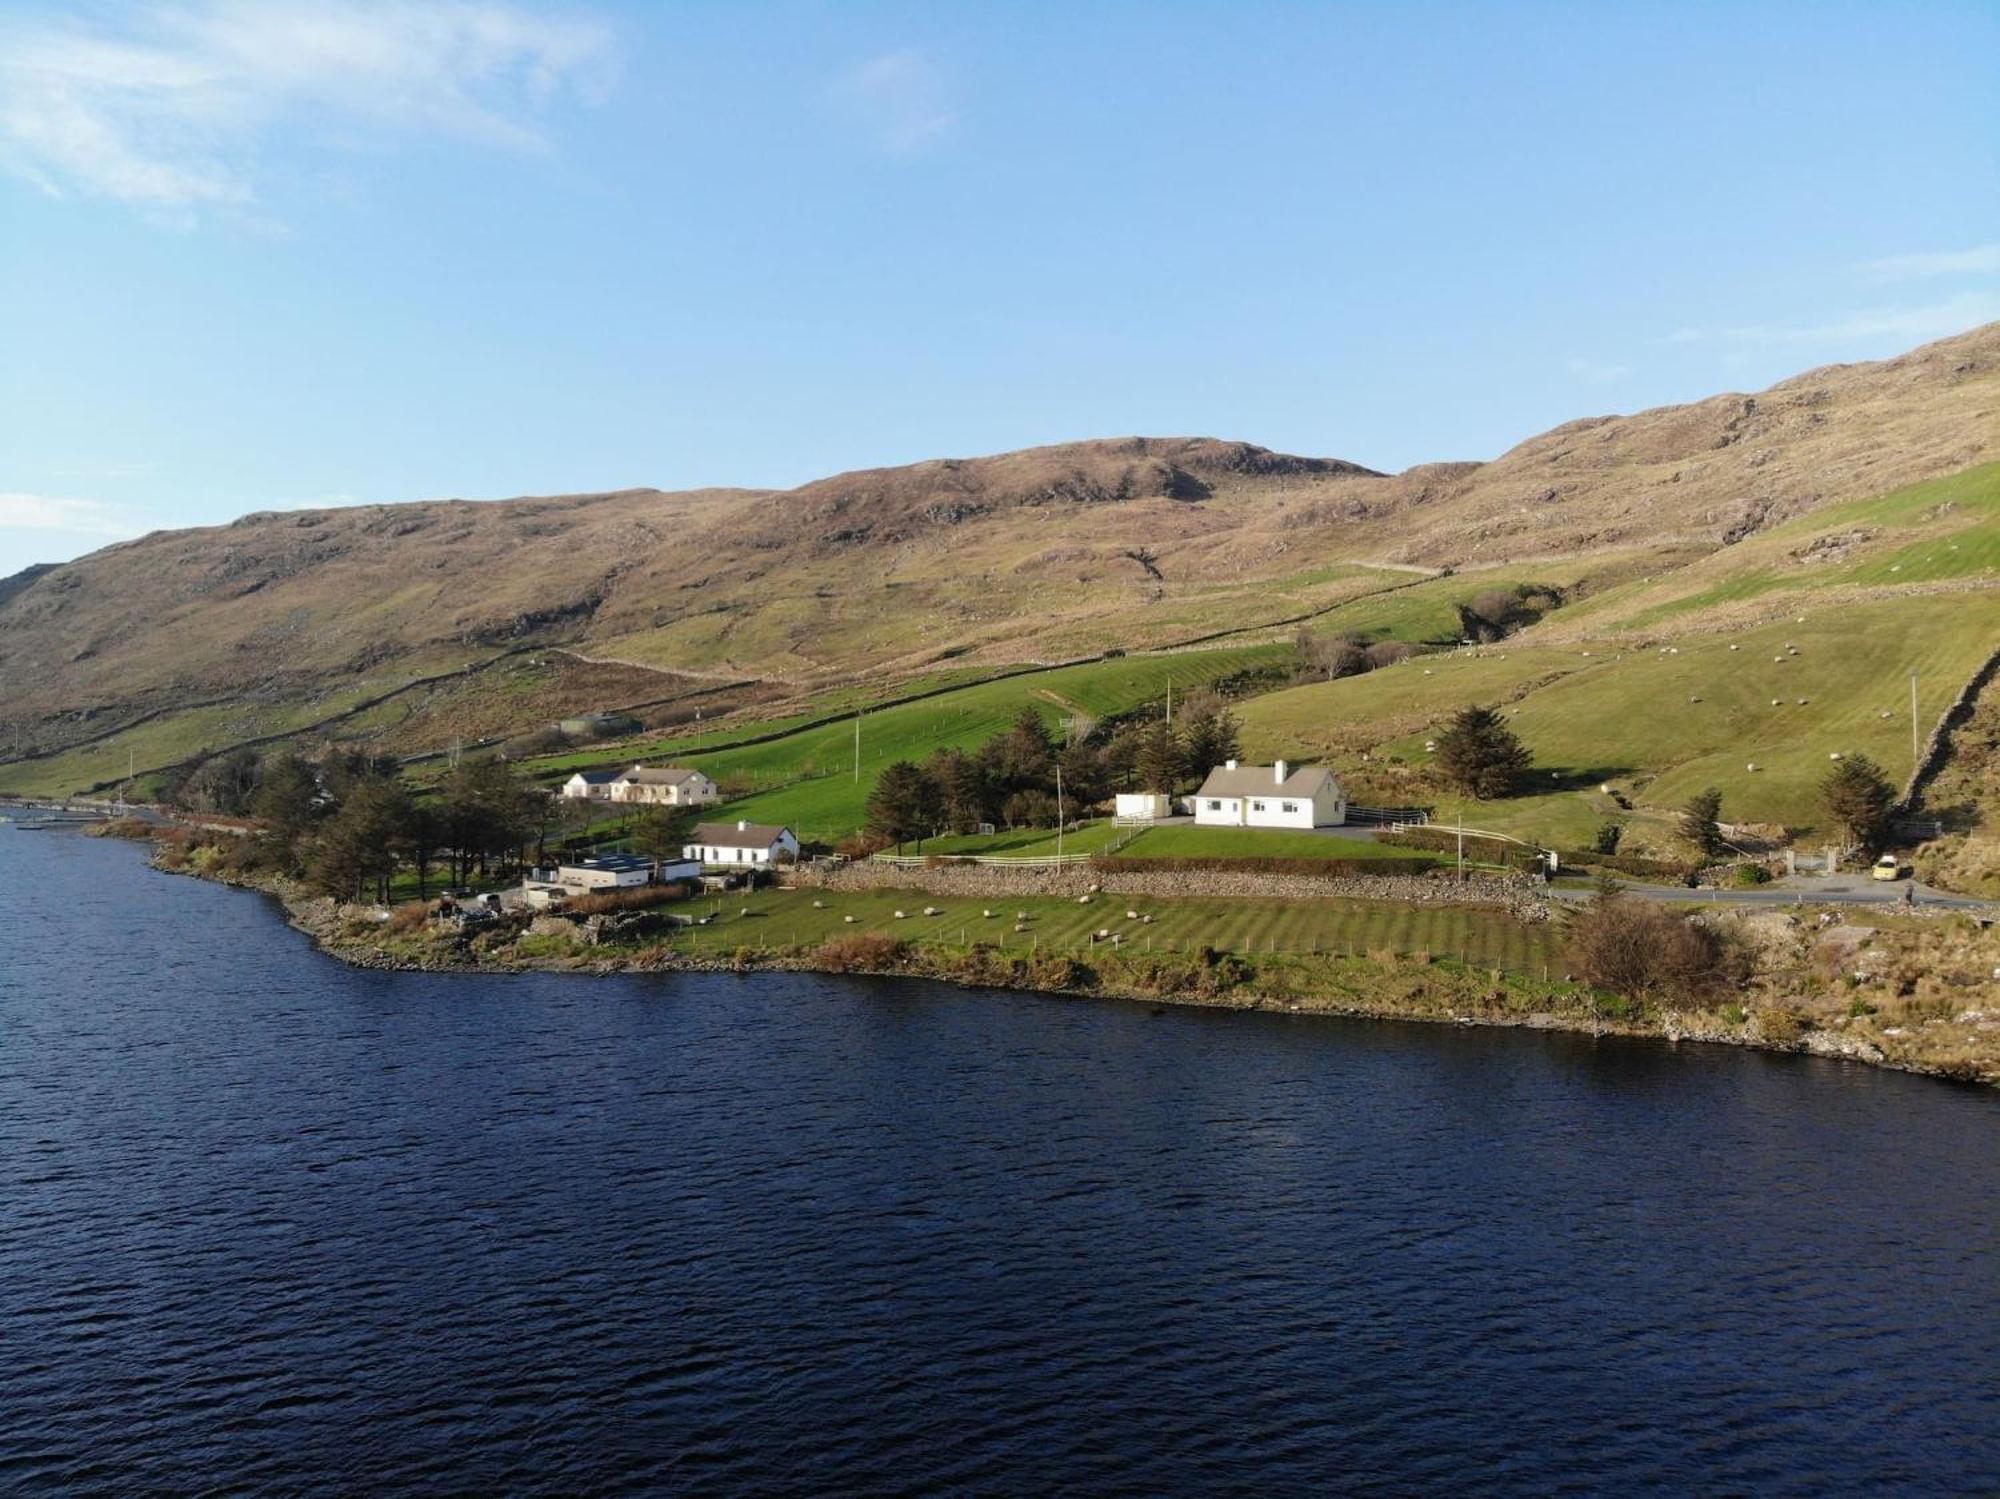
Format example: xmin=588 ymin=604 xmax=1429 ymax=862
xmin=618 ymin=765 xmax=706 ymax=785
xmin=690 ymin=822 xmax=792 ymax=847
xmin=1194 ymin=764 xmax=1339 ymax=800
xmin=560 ymin=853 xmax=656 ymax=874
xmin=569 ymin=769 xmax=621 ymax=785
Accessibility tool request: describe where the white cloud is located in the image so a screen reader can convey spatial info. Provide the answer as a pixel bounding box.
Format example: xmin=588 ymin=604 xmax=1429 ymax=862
xmin=1667 ymin=291 xmax=2000 ymax=348
xmin=1858 ymin=244 xmax=2000 ymax=281
xmin=1566 ymin=357 xmax=1631 ymax=383
xmin=0 ymin=1 xmax=611 ymax=216
xmin=0 ymin=493 xmax=141 ymax=538
xmin=837 ymin=48 xmax=957 ymax=155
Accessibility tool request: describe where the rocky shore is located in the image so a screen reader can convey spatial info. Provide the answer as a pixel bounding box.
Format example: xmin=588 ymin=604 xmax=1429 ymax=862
xmin=138 ymin=839 xmax=2000 ymax=1088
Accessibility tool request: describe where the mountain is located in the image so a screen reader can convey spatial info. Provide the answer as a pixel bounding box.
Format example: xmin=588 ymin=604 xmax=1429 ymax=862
xmin=4 ymin=324 xmax=1997 ymax=781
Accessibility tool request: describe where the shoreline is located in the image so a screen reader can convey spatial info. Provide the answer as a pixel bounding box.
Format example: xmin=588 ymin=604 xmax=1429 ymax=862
xmin=129 ymin=841 xmax=1999 ymax=1088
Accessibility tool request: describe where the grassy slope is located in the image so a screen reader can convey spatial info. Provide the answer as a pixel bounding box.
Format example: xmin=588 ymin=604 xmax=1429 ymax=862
xmin=1240 ymin=591 xmax=1992 ymax=840
xmin=606 ymin=644 xmax=1294 ymax=843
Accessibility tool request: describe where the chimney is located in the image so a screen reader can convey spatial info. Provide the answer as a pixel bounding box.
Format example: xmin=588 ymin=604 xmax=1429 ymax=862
xmin=1225 ymin=758 xmax=1238 ymax=771
xmin=737 ymin=819 xmax=750 ymax=831
xmin=1275 ymin=760 xmax=1288 ymax=784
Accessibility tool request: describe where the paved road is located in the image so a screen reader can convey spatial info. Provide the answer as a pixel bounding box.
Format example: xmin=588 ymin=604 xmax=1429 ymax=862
xmin=1549 ymin=876 xmax=1996 ymax=913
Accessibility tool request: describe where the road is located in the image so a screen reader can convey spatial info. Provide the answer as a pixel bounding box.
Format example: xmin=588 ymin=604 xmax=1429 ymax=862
xmin=1547 ymin=875 xmax=1995 ymax=913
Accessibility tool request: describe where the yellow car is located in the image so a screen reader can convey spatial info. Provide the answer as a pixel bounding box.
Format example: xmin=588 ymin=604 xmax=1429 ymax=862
xmin=1871 ymin=854 xmax=1904 ymax=882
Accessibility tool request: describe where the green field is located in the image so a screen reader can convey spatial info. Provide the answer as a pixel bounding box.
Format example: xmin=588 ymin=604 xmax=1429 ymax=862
xmin=599 ymin=643 xmax=1293 ymax=842
xmin=1115 ymin=824 xmax=1425 ymax=860
xmin=660 ymin=886 xmax=1557 ymax=972
xmin=1239 ymin=591 xmax=1995 ymax=837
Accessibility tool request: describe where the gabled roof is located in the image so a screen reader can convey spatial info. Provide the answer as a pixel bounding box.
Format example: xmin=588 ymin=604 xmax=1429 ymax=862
xmin=690 ymin=821 xmax=792 ymax=847
xmin=1195 ymin=763 xmax=1339 ymax=799
xmin=618 ymin=765 xmax=707 ymax=785
xmin=568 ymin=769 xmax=621 ymax=784
xmin=559 ymin=853 xmax=655 ymax=874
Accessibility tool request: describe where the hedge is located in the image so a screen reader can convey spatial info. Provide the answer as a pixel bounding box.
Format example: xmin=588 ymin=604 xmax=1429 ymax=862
xmin=1378 ymin=828 xmax=1695 ymax=881
xmin=1089 ymin=854 xmax=1439 ymax=877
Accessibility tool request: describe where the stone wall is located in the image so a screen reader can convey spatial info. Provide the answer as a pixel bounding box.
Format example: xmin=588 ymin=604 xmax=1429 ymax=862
xmin=788 ymin=860 xmax=1554 ymax=921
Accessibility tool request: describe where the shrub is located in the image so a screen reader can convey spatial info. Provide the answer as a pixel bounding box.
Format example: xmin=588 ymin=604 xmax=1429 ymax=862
xmin=1593 ymin=822 xmax=1624 ymax=855
xmin=1563 ymin=894 xmax=1745 ymax=1006
xmin=814 ymin=933 xmax=907 ymax=972
xmin=1731 ymin=862 xmax=1772 ymax=887
xmin=385 ymin=901 xmax=434 ymax=934
xmin=562 ymin=884 xmax=687 ymax=917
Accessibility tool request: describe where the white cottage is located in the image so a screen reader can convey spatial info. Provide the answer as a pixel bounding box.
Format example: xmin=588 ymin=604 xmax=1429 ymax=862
xmin=1192 ymin=760 xmax=1344 ymax=828
xmin=686 ymin=820 xmax=800 ymax=868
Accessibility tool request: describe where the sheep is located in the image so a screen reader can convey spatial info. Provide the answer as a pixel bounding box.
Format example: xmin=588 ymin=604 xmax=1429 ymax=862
xmin=1126 ymin=909 xmax=1140 ymax=920
xmin=1016 ymin=910 xmax=1028 ymax=921
xmin=894 ymin=910 xmax=907 ymax=920
xmin=922 ymin=905 xmax=941 ymax=916
xmin=1771 ymin=699 xmax=1783 ymax=707
xmin=1729 ymin=644 xmax=1740 ymax=651
xmin=1829 ymin=751 xmax=1843 ymax=761
xmin=983 ymin=908 xmax=995 ymax=918
xmin=1797 ymin=698 xmax=1808 ymax=705
xmin=1140 ymin=914 xmax=1153 ymax=924
xmin=811 ymin=898 xmax=826 ymax=909
xmin=844 ymin=914 xmax=857 ymax=924
xmin=1689 ymin=695 xmax=1702 ymax=704
xmin=1747 ymin=762 xmax=1759 ymax=772
xmin=1077 ymin=894 xmax=1092 ymax=905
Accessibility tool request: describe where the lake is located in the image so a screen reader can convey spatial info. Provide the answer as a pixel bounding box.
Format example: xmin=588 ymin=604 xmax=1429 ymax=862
xmin=2 ymin=829 xmax=1996 ymax=1494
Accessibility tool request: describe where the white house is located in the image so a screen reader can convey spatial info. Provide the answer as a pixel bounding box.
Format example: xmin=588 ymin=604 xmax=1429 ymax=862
xmin=1113 ymin=791 xmax=1175 ymax=822
xmin=561 ymin=769 xmax=623 ymax=802
xmin=686 ymin=820 xmax=799 ymax=868
xmin=1191 ymin=760 xmax=1344 ymax=828
xmin=560 ymin=765 xmax=719 ymax=806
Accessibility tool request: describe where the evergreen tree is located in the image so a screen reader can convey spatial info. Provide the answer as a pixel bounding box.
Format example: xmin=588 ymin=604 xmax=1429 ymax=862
xmin=1056 ymin=738 xmax=1106 ymax=808
xmin=1820 ymin=754 xmax=1895 ymax=848
xmin=1679 ymin=786 xmax=1726 ymax=860
xmin=1135 ymin=719 xmax=1184 ymax=793
xmin=866 ymin=761 xmax=942 ymax=851
xmin=1434 ymin=704 xmax=1532 ymax=799
xmin=307 ymin=776 xmax=412 ymax=902
xmin=925 ymin=747 xmax=993 ymax=833
xmin=630 ymin=804 xmax=695 ymax=867
xmin=251 ymin=752 xmax=321 ymax=851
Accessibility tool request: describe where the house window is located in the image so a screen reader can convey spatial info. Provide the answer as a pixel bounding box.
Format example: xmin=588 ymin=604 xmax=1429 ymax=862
xmin=1206 ymin=800 xmax=1222 ymax=811
xmin=1252 ymin=801 xmax=1266 ymax=812
xmin=1282 ymin=802 xmax=1298 ymax=813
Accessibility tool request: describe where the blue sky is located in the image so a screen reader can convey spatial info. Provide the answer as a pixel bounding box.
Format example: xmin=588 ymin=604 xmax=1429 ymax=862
xmin=3 ymin=0 xmax=1997 ymax=574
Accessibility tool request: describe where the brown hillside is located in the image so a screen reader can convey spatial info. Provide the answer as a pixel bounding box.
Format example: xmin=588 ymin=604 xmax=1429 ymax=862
xmin=4 ymin=323 xmax=1997 ymax=761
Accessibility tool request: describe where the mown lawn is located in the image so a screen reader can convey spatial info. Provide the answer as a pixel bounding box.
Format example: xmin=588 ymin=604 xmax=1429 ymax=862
xmin=918 ymin=820 xmax=1131 ymax=857
xmin=1117 ymin=824 xmax=1426 ymax=861
xmin=654 ymin=887 xmax=1558 ymax=973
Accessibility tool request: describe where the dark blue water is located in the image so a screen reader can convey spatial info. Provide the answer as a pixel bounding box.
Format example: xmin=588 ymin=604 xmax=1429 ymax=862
xmin=2 ymin=830 xmax=1996 ymax=1495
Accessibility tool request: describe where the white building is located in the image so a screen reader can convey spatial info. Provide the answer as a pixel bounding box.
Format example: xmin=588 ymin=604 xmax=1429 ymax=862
xmin=1113 ymin=791 xmax=1175 ymax=821
xmin=560 ymin=765 xmax=720 ymax=806
xmin=1191 ymin=760 xmax=1344 ymax=828
xmin=545 ymin=852 xmax=704 ymax=892
xmin=550 ymin=853 xmax=657 ymax=889
xmin=685 ymin=820 xmax=799 ymax=868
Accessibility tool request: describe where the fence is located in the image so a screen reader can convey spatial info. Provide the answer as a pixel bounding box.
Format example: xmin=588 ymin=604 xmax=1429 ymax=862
xmin=1346 ymin=805 xmax=1430 ymax=826
xmin=869 ymin=825 xmax=1144 ymax=870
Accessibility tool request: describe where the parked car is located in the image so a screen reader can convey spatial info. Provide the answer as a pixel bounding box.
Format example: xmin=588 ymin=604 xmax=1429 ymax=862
xmin=1871 ymin=854 xmax=1904 ymax=882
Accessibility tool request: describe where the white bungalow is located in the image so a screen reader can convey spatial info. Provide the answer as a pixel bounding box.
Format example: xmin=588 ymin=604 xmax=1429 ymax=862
xmin=686 ymin=820 xmax=800 ymax=868
xmin=1191 ymin=760 xmax=1345 ymax=828
xmin=560 ymin=765 xmax=719 ymax=806
xmin=608 ymin=766 xmax=719 ymax=807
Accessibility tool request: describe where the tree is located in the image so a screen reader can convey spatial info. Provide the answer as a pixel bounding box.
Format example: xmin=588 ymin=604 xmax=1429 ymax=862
xmin=1056 ymin=738 xmax=1106 ymax=808
xmin=179 ymin=747 xmax=263 ymax=814
xmin=251 ymin=752 xmax=320 ymax=848
xmin=866 ymin=761 xmax=942 ymax=851
xmin=925 ymin=747 xmax=993 ymax=833
xmin=1363 ymin=639 xmax=1419 ymax=670
xmin=1002 ymin=788 xmax=1059 ymax=829
xmin=441 ymin=758 xmax=529 ymax=882
xmin=1679 ymin=787 xmax=1726 ymax=861
xmin=1434 ymin=704 xmax=1532 ymax=799
xmin=1820 ymin=754 xmax=1895 ymax=849
xmin=629 ymin=804 xmax=694 ymax=867
xmin=1135 ymin=719 xmax=1183 ymax=793
xmin=1181 ymin=706 xmax=1241 ymax=782
xmin=307 ymin=776 xmax=412 ymax=902
xmin=1297 ymin=627 xmax=1368 ymax=681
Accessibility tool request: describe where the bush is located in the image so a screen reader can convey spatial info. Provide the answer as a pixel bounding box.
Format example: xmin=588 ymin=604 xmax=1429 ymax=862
xmin=385 ymin=901 xmax=434 ymax=934
xmin=562 ymin=884 xmax=688 ymax=917
xmin=1593 ymin=822 xmax=1624 ymax=855
xmin=814 ymin=933 xmax=907 ymax=972
xmin=1563 ymin=894 xmax=1746 ymax=1007
xmin=1731 ymin=861 xmax=1772 ymax=887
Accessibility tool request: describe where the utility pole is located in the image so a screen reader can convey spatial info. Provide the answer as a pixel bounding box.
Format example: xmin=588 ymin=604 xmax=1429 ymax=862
xmin=1910 ymin=669 xmax=1920 ymax=773
xmin=1056 ymin=762 xmax=1065 ymax=865
xmin=1456 ymin=806 xmax=1465 ymax=882
xmin=854 ymin=712 xmax=861 ymax=783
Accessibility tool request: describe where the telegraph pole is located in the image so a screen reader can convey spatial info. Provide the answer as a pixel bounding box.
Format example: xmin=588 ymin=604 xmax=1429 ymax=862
xmin=1910 ymin=669 xmax=1920 ymax=773
xmin=1056 ymin=763 xmax=1065 ymax=865
xmin=854 ymin=711 xmax=861 ymax=783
